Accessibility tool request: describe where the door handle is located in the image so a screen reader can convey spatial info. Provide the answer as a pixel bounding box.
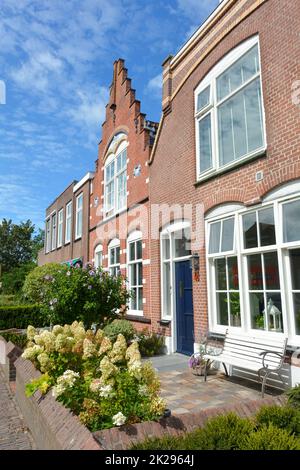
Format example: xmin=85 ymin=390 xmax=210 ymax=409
xmin=179 ymin=280 xmax=184 ymax=298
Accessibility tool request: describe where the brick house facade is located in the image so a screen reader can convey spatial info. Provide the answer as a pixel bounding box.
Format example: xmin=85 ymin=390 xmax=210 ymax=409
xmin=89 ymin=59 xmax=158 ymax=330
xmin=149 ymin=0 xmax=300 ymax=383
xmin=38 ymin=172 xmax=94 ymax=267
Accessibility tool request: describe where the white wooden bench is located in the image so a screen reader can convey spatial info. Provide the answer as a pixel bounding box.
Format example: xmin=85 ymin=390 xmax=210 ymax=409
xmin=203 ymin=331 xmax=288 ymax=397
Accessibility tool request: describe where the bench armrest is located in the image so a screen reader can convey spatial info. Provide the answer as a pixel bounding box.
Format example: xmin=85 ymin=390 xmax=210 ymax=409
xmin=259 ymin=350 xmax=285 ymax=370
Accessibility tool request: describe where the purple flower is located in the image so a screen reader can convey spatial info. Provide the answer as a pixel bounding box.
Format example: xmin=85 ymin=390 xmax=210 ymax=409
xmin=88 ymin=270 xmax=96 ymax=276
xmin=88 ymin=285 xmax=93 ymax=290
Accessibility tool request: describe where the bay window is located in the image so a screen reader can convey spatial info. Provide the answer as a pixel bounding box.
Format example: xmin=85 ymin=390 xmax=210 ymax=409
xmin=206 ymin=193 xmax=300 ymax=343
xmin=195 ymin=36 xmax=266 ymax=179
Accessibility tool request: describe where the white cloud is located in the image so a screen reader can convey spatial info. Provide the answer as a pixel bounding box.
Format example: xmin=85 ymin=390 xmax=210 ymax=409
xmin=146 ymin=73 xmax=162 ymax=98
xmin=176 ymin=0 xmax=219 ymax=21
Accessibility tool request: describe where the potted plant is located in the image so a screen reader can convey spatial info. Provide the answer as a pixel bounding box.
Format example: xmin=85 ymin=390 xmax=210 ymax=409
xmin=188 ymin=337 xmax=213 ymax=376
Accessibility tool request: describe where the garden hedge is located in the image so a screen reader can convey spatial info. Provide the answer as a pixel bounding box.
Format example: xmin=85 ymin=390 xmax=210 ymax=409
xmin=0 ymin=305 xmax=47 ymax=330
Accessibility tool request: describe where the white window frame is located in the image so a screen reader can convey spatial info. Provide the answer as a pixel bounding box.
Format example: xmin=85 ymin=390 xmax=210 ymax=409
xmin=57 ymin=208 xmax=64 ymax=248
xmin=127 ymin=231 xmax=143 ymax=316
xmin=195 ymin=35 xmax=267 ymax=181
xmin=108 ymin=238 xmax=120 ymax=276
xmin=104 ymin=140 xmax=128 ymax=219
xmin=65 ymin=201 xmax=72 ymax=244
xmin=51 ymin=212 xmax=57 ymax=251
xmin=75 ymin=193 xmax=83 ymax=240
xmin=205 ymin=192 xmax=300 ymax=346
xmin=94 ymin=244 xmax=103 ymax=269
xmin=45 ymin=218 xmax=51 ymax=253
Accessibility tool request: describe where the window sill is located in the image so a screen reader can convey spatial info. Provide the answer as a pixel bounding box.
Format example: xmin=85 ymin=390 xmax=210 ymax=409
xmin=124 ymin=314 xmax=151 ymax=324
xmin=158 ymin=319 xmax=171 ymax=326
xmin=64 ymin=241 xmax=71 ymax=246
xmin=74 ymin=236 xmax=82 ymax=242
xmin=194 ymin=149 xmax=267 ymax=187
xmin=103 ymin=207 xmax=127 ymax=223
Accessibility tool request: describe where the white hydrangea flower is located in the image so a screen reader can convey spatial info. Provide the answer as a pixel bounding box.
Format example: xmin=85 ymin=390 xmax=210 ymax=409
xmin=138 ymin=385 xmax=149 ymax=396
xmin=99 ymin=384 xmax=113 ymax=398
xmin=112 ymin=412 xmax=126 ymax=426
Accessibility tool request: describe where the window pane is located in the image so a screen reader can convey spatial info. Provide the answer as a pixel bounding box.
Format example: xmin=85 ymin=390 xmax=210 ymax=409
xmin=266 ymin=294 xmax=283 ymax=333
xmin=174 ymin=228 xmax=191 ymax=258
xmin=199 ymin=113 xmax=212 ymax=173
xmin=264 ymin=252 xmax=280 ymax=290
xmin=216 ymin=292 xmax=228 ymax=325
xmin=117 ymin=172 xmax=126 ymax=209
xmin=248 ymin=254 xmax=263 ymax=290
xmin=215 ymin=258 xmax=226 ymax=291
xmin=218 ymin=78 xmax=263 ymax=166
xmin=129 ymin=242 xmax=135 ymax=261
xmin=116 ymin=247 xmax=120 ymax=264
xmin=244 ymin=78 xmax=264 ymax=152
xmin=130 ymin=264 xmax=136 ymax=286
xmin=163 ymin=262 xmax=171 ymax=316
xmin=258 ymin=207 xmax=276 ymax=246
xmin=131 ymin=288 xmax=137 ymax=310
xmin=283 ymin=200 xmax=300 ymax=243
xmin=136 ymin=240 xmax=142 ymax=259
xmin=243 ymin=212 xmax=258 ymax=249
xmin=110 ymin=249 xmax=115 ymax=265
xmin=228 ymin=257 xmax=239 ymax=290
xmin=162 ymin=237 xmax=170 ymax=260
xmin=197 ymin=86 xmax=210 ymax=112
xmin=250 ymin=292 xmax=265 ymax=330
xmin=293 ymin=293 xmax=300 ymax=336
xmin=290 ymin=249 xmax=300 ymax=290
xmin=138 ymin=287 xmax=143 ymax=311
xmin=138 ymin=262 xmax=143 ymax=285
xmin=229 ymin=293 xmax=241 ymax=327
xmin=221 ymin=218 xmax=234 ymax=252
xmin=209 ymin=222 xmax=221 ymax=254
xmin=217 ymin=45 xmax=259 ymax=101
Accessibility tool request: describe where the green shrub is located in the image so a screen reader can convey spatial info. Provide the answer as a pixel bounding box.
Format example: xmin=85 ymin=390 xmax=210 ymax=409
xmin=0 ymin=295 xmax=19 ymax=306
xmin=240 ymin=424 xmax=300 ymax=450
xmin=286 ymin=384 xmax=300 ymax=411
xmin=256 ymin=405 xmax=300 ymax=436
xmin=0 ymin=331 xmax=28 ymax=349
xmin=0 ymin=305 xmax=47 ymax=329
xmin=1 ymin=262 xmax=35 ymax=295
xmin=136 ymin=330 xmax=165 ymax=357
xmin=22 ymin=322 xmax=166 ymax=431
xmin=23 ymin=263 xmax=130 ymax=327
xmin=104 ymin=319 xmax=135 ymax=343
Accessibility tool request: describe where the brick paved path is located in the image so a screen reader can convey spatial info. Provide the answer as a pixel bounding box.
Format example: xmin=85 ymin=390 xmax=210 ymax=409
xmin=0 ymin=368 xmax=34 ymax=450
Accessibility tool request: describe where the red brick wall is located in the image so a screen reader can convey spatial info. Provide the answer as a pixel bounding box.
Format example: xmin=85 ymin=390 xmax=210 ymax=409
xmin=89 ymin=60 xmax=158 ymax=329
xmin=150 ymin=0 xmax=300 ymax=342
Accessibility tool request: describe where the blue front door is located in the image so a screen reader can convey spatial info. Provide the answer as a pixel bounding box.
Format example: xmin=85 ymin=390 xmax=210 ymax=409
xmin=175 ymin=260 xmax=194 ymax=355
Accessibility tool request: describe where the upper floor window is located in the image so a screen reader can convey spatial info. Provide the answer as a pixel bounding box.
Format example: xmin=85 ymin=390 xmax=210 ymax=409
xmin=57 ymin=209 xmax=63 ymax=248
xmin=75 ymin=193 xmax=83 ymax=239
xmin=45 ymin=219 xmax=51 ymax=253
xmin=65 ymin=201 xmax=72 ymax=244
xmin=127 ymin=232 xmax=143 ymax=314
xmin=51 ymin=213 xmax=57 ymax=251
xmin=104 ymin=140 xmax=127 ymax=218
xmin=195 ymin=36 xmax=266 ymax=179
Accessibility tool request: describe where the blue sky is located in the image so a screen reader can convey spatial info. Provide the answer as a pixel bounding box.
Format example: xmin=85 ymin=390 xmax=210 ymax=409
xmin=0 ymin=0 xmax=219 ymax=230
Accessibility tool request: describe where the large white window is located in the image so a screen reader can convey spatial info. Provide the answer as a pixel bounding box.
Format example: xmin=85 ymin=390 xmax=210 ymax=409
xmin=75 ymin=193 xmax=83 ymax=239
xmin=104 ymin=140 xmax=127 ymax=218
xmin=195 ymin=36 xmax=266 ymax=179
xmin=65 ymin=201 xmax=72 ymax=244
xmin=108 ymin=239 xmax=120 ymax=276
xmin=51 ymin=213 xmax=57 ymax=251
xmin=206 ymin=192 xmax=300 ymax=344
xmin=45 ymin=219 xmax=51 ymax=253
xmin=57 ymin=209 xmax=63 ymax=248
xmin=94 ymin=244 xmax=103 ymax=269
xmin=127 ymin=232 xmax=143 ymax=314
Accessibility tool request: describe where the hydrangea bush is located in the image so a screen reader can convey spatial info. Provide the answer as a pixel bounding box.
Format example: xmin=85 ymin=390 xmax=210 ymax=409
xmin=22 ymin=263 xmax=129 ymax=327
xmin=22 ymin=321 xmax=166 ymax=431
